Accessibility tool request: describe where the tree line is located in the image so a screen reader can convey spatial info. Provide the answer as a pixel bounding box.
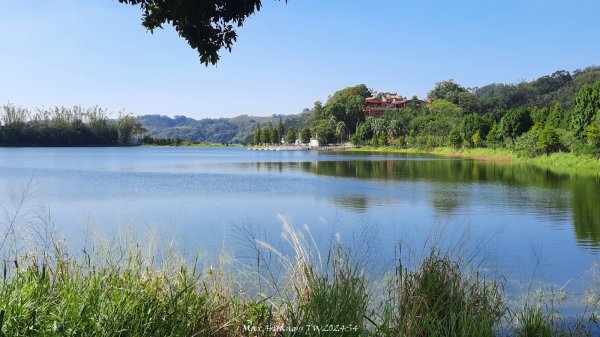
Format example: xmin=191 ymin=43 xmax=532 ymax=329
xmin=251 ymin=116 xmax=312 ymax=146
xmin=258 ymin=67 xmax=600 ymax=158
xmin=0 ymin=105 xmax=145 ymax=146
xmin=251 ymin=84 xmax=368 ymax=146
xmin=5 ymin=66 xmax=600 ymax=154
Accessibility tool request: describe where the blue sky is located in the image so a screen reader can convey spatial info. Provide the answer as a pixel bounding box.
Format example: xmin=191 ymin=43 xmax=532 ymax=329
xmin=1 ymin=0 xmax=599 ymax=119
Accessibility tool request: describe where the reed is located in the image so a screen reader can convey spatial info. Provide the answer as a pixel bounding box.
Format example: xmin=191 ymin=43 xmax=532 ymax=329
xmin=0 ymin=209 xmax=597 ymax=336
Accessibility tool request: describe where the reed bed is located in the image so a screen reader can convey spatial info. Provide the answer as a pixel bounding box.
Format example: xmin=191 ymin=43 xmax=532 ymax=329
xmin=0 ymin=209 xmax=598 ymax=336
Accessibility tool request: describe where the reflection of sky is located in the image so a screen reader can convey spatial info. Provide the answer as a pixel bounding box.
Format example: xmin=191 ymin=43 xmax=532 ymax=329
xmin=0 ymin=147 xmax=598 ymax=296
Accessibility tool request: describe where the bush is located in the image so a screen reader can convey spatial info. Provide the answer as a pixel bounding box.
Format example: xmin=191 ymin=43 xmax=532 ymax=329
xmin=378 ymin=134 xmax=388 ymax=146
xmin=513 ymin=129 xmax=541 ymax=157
xmin=537 ymin=125 xmax=561 ymax=155
xmin=385 ymin=249 xmax=504 ymax=337
xmin=448 ymin=126 xmax=463 ymax=149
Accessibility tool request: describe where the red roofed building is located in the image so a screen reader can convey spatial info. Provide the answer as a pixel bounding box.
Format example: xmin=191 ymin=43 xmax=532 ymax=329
xmin=364 ymin=94 xmax=428 ymax=117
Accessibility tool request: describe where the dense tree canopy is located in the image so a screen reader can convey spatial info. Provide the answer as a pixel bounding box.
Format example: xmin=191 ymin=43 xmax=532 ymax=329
xmin=572 ymin=81 xmax=600 ymax=136
xmin=499 ymin=108 xmax=533 ymax=142
xmin=459 ymin=114 xmax=491 ymax=147
xmin=320 ymin=84 xmax=372 ymax=133
xmin=0 ymin=105 xmax=143 ymax=146
xmin=428 ymin=81 xmax=468 ymax=101
xmin=118 ymin=0 xmax=284 ymax=65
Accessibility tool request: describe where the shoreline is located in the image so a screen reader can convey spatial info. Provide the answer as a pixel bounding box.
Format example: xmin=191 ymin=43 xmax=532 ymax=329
xmin=336 ymin=146 xmax=600 ymax=176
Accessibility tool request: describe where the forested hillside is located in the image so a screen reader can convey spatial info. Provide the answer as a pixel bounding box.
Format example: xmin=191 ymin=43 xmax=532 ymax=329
xmin=139 ymin=112 xmax=310 ymax=144
xmin=248 ymin=66 xmax=600 ymax=160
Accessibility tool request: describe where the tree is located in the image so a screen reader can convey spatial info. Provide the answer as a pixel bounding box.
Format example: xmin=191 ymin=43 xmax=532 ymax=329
xmin=546 ymin=102 xmax=566 ymax=129
xmin=309 ymin=100 xmax=324 ymax=127
xmin=499 ymin=108 xmax=533 ymax=143
xmin=386 ymin=119 xmax=400 ymax=139
xmin=260 ymin=123 xmax=271 ymax=144
xmin=471 ymin=131 xmax=482 ymax=147
xmin=382 ymin=107 xmax=416 ymax=138
xmin=353 ymin=119 xmax=373 ymax=145
xmin=285 ymin=127 xmax=296 ymax=144
xmin=1 ymin=104 xmax=29 ymax=125
xmin=408 ymin=99 xmax=462 ymax=146
xmin=335 ymin=121 xmax=346 ymax=144
xmin=320 ymin=84 xmax=372 ymax=132
xmin=459 ymin=114 xmax=491 ymax=147
xmin=315 ymin=119 xmax=334 ymax=145
xmin=313 ymin=101 xmax=324 ymax=114
xmin=371 ymin=118 xmax=386 ymax=137
xmin=117 ymin=114 xmax=143 ymax=144
xmin=428 ymin=80 xmax=468 ymax=103
xmin=300 ymin=127 xmax=311 ymax=144
xmin=448 ymin=126 xmax=462 ymax=149
xmin=118 ymin=0 xmax=285 ymax=65
xmin=537 ymin=124 xmax=561 ymax=155
xmin=253 ymin=123 xmax=261 ymax=145
xmin=486 ymin=122 xmax=503 ymax=146
xmin=572 ymin=81 xmax=600 ymax=136
xmin=508 ymin=123 xmax=538 ymax=156
xmin=584 ymin=123 xmax=600 ymax=158
xmin=270 ymin=125 xmax=279 ymax=144
xmin=530 ymin=107 xmax=550 ymax=125
xmin=277 ymin=117 xmax=284 ymax=141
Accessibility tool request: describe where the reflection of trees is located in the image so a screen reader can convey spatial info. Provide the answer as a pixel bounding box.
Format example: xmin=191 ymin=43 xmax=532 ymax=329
xmin=255 ymin=162 xmax=284 ymax=173
xmin=571 ymin=176 xmax=600 ymax=248
xmin=332 ymin=195 xmax=370 ymax=212
xmin=249 ymin=156 xmax=600 ymax=248
xmin=298 ymin=158 xmax=570 ymax=188
xmin=430 ymin=184 xmax=466 ymax=214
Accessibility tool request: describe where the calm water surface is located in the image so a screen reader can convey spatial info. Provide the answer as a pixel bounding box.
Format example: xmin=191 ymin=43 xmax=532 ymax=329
xmin=0 ymin=147 xmax=599 ymax=292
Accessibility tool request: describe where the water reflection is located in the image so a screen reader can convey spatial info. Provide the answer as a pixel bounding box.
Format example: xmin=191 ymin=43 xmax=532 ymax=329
xmin=332 ymin=195 xmax=371 ymax=212
xmin=571 ymin=176 xmax=600 ymax=249
xmin=430 ymin=184 xmax=467 ymax=214
xmin=251 ymin=155 xmax=600 ymax=249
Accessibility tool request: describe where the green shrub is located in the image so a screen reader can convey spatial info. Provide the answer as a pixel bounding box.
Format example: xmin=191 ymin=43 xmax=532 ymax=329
xmin=385 ymin=249 xmax=504 ymax=337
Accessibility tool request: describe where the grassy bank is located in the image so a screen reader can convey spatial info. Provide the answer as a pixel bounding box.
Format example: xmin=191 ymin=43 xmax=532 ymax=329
xmin=346 ymin=146 xmax=600 ymax=176
xmin=0 ymin=225 xmax=597 ymax=336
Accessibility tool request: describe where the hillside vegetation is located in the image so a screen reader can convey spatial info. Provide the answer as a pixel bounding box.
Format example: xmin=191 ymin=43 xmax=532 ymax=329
xmin=139 ymin=113 xmax=310 ymax=144
xmin=265 ymin=66 xmax=600 ymax=163
xmin=2 ymin=66 xmax=600 ymax=153
xmin=143 ymin=66 xmax=600 ymax=154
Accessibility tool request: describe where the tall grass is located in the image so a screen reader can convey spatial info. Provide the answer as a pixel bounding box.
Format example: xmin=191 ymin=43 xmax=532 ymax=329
xmin=0 ymin=203 xmax=598 ymax=336
xmin=376 ymin=246 xmax=505 ymax=337
xmin=0 ymin=240 xmax=274 ymax=336
xmin=347 ymin=146 xmax=600 ymax=176
xmin=507 ymin=273 xmax=600 ymax=337
xmin=248 ymin=215 xmax=370 ymax=336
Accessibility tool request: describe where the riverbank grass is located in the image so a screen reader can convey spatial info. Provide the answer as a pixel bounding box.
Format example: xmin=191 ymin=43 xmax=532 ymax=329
xmin=348 ymin=146 xmax=600 ymax=176
xmin=0 ymin=243 xmax=269 ymax=336
xmin=0 ymin=225 xmax=597 ymax=336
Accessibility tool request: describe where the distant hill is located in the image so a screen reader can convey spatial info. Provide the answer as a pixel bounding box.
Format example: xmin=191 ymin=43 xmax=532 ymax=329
xmin=474 ymin=66 xmax=600 ymax=110
xmin=139 ymin=112 xmax=310 ymax=144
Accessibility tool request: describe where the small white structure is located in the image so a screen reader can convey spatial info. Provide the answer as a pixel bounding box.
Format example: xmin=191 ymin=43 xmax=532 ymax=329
xmin=309 ymin=138 xmax=320 ymax=147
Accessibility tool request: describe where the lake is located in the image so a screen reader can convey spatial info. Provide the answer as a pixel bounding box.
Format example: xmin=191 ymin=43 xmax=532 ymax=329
xmin=0 ymin=147 xmax=598 ymax=296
